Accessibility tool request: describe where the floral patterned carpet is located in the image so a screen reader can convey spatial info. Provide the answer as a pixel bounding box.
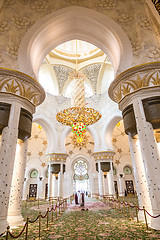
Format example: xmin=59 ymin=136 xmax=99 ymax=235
xmin=1 ymin=198 xmax=160 ymax=239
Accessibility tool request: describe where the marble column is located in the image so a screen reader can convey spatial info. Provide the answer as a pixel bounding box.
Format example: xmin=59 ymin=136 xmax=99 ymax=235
xmin=46 ymin=153 xmax=68 ymax=199
xmin=92 ymin=151 xmax=115 ymax=197
xmin=128 ymin=135 xmax=151 ymax=220
xmin=98 ymin=161 xmax=104 ymax=196
xmin=0 ymin=102 xmax=21 ymax=232
xmin=7 ymin=139 xmax=28 ymax=227
xmin=58 ymin=163 xmax=63 ymax=197
xmin=118 ymin=174 xmax=125 ymax=197
xmin=22 ymin=177 xmax=28 ymax=200
xmin=37 ymin=177 xmax=44 ymax=199
xmin=51 ymin=174 xmax=58 ymax=197
xmin=47 ymin=162 xmax=52 ymax=199
xmin=132 ymin=97 xmax=160 ymax=228
xmin=108 ymin=162 xmax=115 ymax=197
xmin=0 ymin=68 xmax=45 ymax=234
xmin=104 ymin=174 xmax=109 ymax=195
xmin=108 ymin=62 xmax=160 ymax=229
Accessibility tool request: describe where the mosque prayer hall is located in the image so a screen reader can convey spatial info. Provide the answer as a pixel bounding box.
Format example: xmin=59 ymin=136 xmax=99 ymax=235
xmin=0 ymin=0 xmax=160 ymax=239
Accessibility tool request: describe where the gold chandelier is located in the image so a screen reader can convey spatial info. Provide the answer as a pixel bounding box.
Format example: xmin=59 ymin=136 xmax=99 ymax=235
xmin=56 ymin=40 xmax=102 ymax=142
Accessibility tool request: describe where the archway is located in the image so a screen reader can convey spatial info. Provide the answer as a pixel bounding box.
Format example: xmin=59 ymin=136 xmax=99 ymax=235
xmin=18 ymin=6 xmax=133 ymax=78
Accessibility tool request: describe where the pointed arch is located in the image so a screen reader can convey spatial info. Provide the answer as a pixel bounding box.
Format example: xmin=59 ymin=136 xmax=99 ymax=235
xmin=18 ymin=6 xmax=132 ymax=78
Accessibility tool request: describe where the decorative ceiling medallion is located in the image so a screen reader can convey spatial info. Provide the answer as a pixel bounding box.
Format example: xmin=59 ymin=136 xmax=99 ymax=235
xmin=71 ymin=133 xmax=89 ymax=149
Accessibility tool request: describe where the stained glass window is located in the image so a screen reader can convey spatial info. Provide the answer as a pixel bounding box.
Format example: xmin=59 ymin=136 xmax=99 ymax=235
xmin=74 ymin=160 xmax=88 ymax=176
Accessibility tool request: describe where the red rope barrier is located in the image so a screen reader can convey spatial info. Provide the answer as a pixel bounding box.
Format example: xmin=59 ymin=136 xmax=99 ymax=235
xmin=41 ymin=210 xmax=48 ymax=219
xmin=145 ymin=210 xmax=160 ymax=218
xmin=29 ymin=215 xmax=39 ymax=223
xmin=0 ymin=231 xmax=6 ymax=237
xmin=8 ymin=222 xmax=27 ymax=239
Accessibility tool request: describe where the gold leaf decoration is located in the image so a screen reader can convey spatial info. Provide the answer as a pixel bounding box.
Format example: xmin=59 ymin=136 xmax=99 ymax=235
xmin=151 ymin=72 xmax=160 ymax=85
xmin=126 ymin=73 xmax=150 ymax=90
xmin=121 ymin=84 xmax=131 ymax=95
xmin=5 ymin=80 xmax=18 ymax=93
xmin=0 ymin=77 xmax=39 ymax=104
xmin=114 ymin=85 xmax=122 ymax=102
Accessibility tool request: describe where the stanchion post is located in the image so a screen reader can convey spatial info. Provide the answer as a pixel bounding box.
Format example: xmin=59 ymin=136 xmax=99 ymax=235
xmin=38 ymin=198 xmax=39 ymax=209
xmin=56 ymin=203 xmax=58 ymax=220
xmin=59 ymin=201 xmax=60 ymax=215
xmin=51 ymin=204 xmax=53 ymax=222
xmin=143 ymin=206 xmax=148 ymax=230
xmin=25 ymin=217 xmax=29 ymax=240
xmin=123 ymin=201 xmax=126 ymax=216
xmin=5 ymin=226 xmax=10 ymax=240
xmin=47 ymin=208 xmax=49 ymax=229
xmin=135 ymin=205 xmax=139 ymax=223
xmin=128 ymin=202 xmax=131 ymax=220
xmin=38 ymin=212 xmax=41 ymax=240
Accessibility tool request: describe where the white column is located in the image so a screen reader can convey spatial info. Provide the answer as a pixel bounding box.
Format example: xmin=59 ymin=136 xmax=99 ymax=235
xmin=51 ymin=175 xmax=58 ymax=197
xmin=47 ymin=162 xmax=52 ymax=199
xmin=104 ymin=175 xmax=109 ymax=195
xmin=118 ymin=175 xmax=125 ymax=197
xmin=133 ymin=97 xmax=160 ymax=229
xmin=128 ymin=135 xmax=151 ymax=221
xmin=7 ymin=139 xmax=28 ymax=227
xmin=37 ymin=178 xmax=44 ymax=199
xmin=0 ymin=102 xmax=21 ymax=234
xmin=58 ymin=172 xmax=62 ymax=197
xmin=108 ymin=162 xmax=115 ymax=197
xmin=98 ymin=161 xmax=104 ymax=196
xmin=22 ymin=178 xmax=28 ymax=200
xmin=58 ymin=163 xmax=63 ymax=198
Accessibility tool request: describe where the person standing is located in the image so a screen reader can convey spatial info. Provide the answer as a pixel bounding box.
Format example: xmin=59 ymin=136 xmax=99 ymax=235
xmin=75 ymin=192 xmax=78 ymax=205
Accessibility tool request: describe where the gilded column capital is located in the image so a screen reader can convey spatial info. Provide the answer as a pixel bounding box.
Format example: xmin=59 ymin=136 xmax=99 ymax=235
xmin=92 ymin=151 xmax=115 ymax=161
xmin=0 ymin=68 xmax=45 ymax=106
xmin=108 ymin=62 xmax=160 ymax=104
xmin=46 ymin=153 xmax=69 ymax=163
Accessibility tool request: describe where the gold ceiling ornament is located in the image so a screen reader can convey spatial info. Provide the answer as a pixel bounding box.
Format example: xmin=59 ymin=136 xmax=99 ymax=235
xmin=71 ymin=133 xmax=89 ymax=148
xmin=56 ymin=40 xmax=102 ymax=143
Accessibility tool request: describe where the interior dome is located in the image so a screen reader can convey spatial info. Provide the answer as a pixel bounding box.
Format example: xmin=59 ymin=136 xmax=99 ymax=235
xmin=38 ymin=39 xmax=114 ymax=97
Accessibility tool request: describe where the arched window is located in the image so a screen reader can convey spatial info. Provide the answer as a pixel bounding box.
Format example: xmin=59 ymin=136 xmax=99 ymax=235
xmin=123 ymin=166 xmax=132 ymax=175
xmin=74 ymin=160 xmax=88 ymax=176
xmin=30 ymin=169 xmax=38 ymax=178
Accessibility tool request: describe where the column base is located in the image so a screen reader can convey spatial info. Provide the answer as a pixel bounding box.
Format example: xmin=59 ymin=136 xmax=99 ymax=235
xmin=0 ymin=217 xmax=8 ymax=235
xmin=150 ymin=210 xmax=160 ymax=230
xmin=7 ymin=214 xmax=24 ymax=228
xmin=138 ymin=210 xmax=145 ymax=222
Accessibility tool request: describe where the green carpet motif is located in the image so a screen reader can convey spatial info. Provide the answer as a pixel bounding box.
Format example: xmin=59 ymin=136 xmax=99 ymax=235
xmin=1 ymin=198 xmax=160 ymax=239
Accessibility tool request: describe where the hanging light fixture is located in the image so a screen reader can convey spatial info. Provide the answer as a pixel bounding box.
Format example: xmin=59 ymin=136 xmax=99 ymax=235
xmin=56 ymin=40 xmax=102 ymax=142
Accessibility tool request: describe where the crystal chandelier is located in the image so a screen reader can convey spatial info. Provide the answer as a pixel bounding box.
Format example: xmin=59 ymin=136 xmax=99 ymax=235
xmin=56 ymin=40 xmax=102 ymax=142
